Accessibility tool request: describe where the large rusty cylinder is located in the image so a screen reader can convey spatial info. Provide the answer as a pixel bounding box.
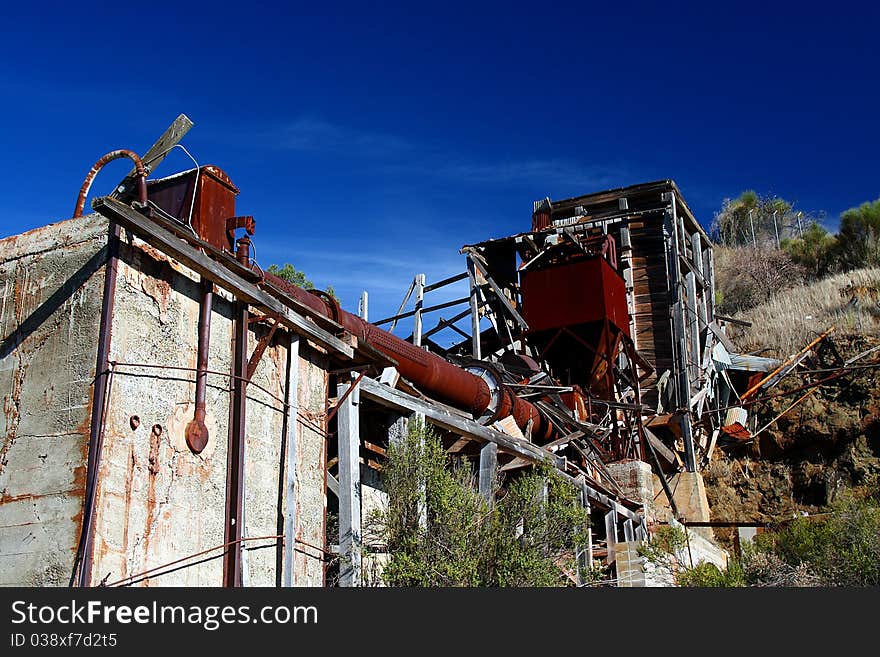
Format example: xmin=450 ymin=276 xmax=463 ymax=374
xmin=261 ymin=270 xmax=554 ymax=439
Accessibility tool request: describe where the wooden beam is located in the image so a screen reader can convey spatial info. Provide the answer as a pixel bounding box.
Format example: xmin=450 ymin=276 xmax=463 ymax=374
xmin=423 ymin=271 xmax=468 ymax=293
xmin=93 ymin=196 xmax=354 ymax=358
xmin=479 ymin=442 xmax=498 ymax=503
xmin=466 ymin=251 xmax=529 ymax=331
xmin=112 ymin=113 xmax=194 ymax=201
xmin=388 ymin=277 xmax=416 ymax=333
xmin=643 ymin=426 xmax=677 ymax=466
xmin=282 ymin=335 xmax=300 ymax=587
xmin=336 ymin=377 xmax=362 ymax=587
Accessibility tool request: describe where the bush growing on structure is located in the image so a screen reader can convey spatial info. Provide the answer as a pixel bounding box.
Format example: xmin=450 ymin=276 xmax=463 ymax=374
xmin=368 ymin=420 xmax=592 ymax=587
xmin=268 ymin=262 xmax=337 ymax=300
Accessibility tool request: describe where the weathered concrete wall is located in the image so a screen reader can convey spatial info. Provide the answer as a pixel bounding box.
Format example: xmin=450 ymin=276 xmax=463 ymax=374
xmin=90 ymin=237 xmax=330 ymax=587
xmin=0 ymin=215 xmax=108 ymax=586
xmin=90 ymin=239 xmax=234 ymax=585
xmin=286 ymin=344 xmax=328 ymax=586
xmin=1 ymin=214 xmax=332 ymax=587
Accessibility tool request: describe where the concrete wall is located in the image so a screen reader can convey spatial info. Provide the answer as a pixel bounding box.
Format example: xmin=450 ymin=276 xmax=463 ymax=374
xmin=1 ymin=215 xmax=332 ymax=587
xmin=0 ymin=216 xmax=108 ymax=586
xmin=287 ymin=344 xmax=328 ymax=586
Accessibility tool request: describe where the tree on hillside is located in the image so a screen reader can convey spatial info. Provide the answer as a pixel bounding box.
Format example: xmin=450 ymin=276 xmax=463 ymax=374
xmin=838 ymin=198 xmax=880 ymax=270
xmin=712 ymin=191 xmax=805 ymax=248
xmin=781 ymin=222 xmax=839 ymax=279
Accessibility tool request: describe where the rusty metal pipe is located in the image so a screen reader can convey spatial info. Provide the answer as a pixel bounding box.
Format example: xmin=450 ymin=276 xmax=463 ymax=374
xmin=74 ymin=149 xmax=148 ymax=219
xmin=185 ymin=279 xmax=213 ymax=453
xmin=74 ymin=223 xmax=122 ymax=586
xmin=261 ymin=270 xmax=555 ymax=441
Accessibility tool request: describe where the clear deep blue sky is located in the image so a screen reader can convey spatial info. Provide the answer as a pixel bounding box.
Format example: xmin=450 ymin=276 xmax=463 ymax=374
xmin=1 ymin=2 xmax=877 ymax=328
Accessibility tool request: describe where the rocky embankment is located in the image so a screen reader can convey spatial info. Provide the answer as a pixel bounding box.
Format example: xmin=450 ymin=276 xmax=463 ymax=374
xmin=703 ymin=335 xmax=880 ymax=546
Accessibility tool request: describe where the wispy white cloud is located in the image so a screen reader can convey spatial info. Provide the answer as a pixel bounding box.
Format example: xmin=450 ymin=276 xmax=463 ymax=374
xmin=254 ymin=116 xmax=624 ymax=188
xmin=425 ymin=158 xmax=622 ymax=188
xmin=265 ymin=117 xmax=413 ymax=158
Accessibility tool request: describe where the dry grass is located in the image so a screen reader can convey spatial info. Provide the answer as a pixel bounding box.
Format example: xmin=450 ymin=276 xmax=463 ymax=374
xmin=728 ymin=267 xmax=880 ymax=356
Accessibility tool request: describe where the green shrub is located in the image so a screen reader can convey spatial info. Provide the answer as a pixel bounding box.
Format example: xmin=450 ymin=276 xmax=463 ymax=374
xmin=677 ymin=559 xmax=745 ymax=588
xmin=371 ymin=419 xmax=591 ymax=587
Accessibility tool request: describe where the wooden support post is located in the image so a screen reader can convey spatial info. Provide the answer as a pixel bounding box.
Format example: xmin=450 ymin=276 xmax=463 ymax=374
xmin=605 ymin=509 xmax=618 ymax=565
xmin=623 ymin=518 xmax=635 ymax=543
xmin=664 ymin=192 xmax=696 ymax=472
xmin=466 ymin=255 xmax=482 ymax=360
xmin=704 ymin=247 xmax=716 ymax=324
xmin=686 ymin=270 xmax=700 ymax=387
xmin=413 ymin=273 xmax=425 ymax=347
xmin=388 ymin=413 xmax=408 ymax=447
xmin=691 ymin=233 xmax=708 ymax=331
xmin=282 ymin=335 xmax=300 ymax=587
xmin=479 ymin=442 xmax=498 ymax=503
xmin=336 ymin=376 xmax=362 ymax=587
xmin=358 ymin=290 xmax=368 ymax=321
xmin=577 ymin=489 xmax=593 ymax=586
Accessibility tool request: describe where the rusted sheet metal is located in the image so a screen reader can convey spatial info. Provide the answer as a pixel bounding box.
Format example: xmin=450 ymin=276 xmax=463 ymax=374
xmin=520 ymin=257 xmax=629 ymax=336
xmin=146 ymin=166 xmax=240 ymax=252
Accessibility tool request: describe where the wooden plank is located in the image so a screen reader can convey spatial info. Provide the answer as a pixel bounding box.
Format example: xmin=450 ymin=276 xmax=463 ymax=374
xmin=479 ymin=442 xmax=498 ymax=503
xmin=111 ymin=113 xmax=194 ymax=201
xmin=708 ymin=321 xmax=737 ymax=353
xmin=93 ymin=196 xmax=354 ymax=358
xmin=498 ymin=456 xmax=531 ymax=473
xmin=643 ymin=426 xmax=677 ymax=465
xmin=388 ymin=277 xmax=416 ymax=333
xmin=423 ymin=271 xmax=468 ymax=293
xmin=605 ymin=510 xmax=618 ymax=565
xmin=363 ymin=440 xmax=387 ymax=457
xmin=336 ymin=377 xmax=362 ymax=587
xmin=282 ymin=335 xmax=300 ymax=587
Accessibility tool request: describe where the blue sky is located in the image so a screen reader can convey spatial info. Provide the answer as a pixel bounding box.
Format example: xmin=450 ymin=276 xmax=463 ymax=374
xmin=1 ymin=2 xmax=877 ymax=338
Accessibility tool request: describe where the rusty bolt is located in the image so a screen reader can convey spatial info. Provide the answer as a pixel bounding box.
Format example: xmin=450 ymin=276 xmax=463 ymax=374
xmin=130 ymin=415 xmax=140 ymax=430
xmin=152 ymin=424 xmax=163 ymax=437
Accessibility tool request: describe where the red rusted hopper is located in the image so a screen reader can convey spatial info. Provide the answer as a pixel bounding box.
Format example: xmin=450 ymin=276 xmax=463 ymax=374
xmin=520 ymin=248 xmax=629 ymax=399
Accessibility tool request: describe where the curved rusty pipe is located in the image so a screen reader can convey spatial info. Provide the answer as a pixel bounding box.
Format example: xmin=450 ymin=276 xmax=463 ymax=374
xmin=261 ymin=270 xmax=555 ymax=442
xmin=74 ymin=149 xmax=148 ymax=218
